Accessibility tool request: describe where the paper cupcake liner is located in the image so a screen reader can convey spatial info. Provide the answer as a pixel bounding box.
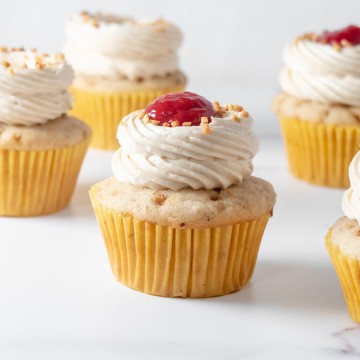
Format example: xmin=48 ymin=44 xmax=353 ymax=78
xmin=90 ymin=193 xmax=270 ymax=298
xmin=69 ymin=87 xmax=185 ymax=150
xmin=279 ymin=117 xmax=360 ymax=188
xmin=0 ymin=139 xmax=89 ymax=217
xmin=326 ymin=229 xmax=360 ymax=323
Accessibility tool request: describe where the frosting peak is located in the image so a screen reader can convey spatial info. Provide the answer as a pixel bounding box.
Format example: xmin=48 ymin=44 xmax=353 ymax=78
xmin=64 ymin=12 xmax=183 ymax=81
xmin=0 ymin=49 xmax=73 ymax=126
xmin=343 ymin=151 xmax=360 ymax=223
xmin=280 ymin=27 xmax=360 ymax=107
xmin=112 ymin=96 xmax=259 ymax=191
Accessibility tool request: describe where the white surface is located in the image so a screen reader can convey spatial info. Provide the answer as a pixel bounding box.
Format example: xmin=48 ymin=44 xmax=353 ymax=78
xmin=1 ymin=132 xmax=359 ymax=359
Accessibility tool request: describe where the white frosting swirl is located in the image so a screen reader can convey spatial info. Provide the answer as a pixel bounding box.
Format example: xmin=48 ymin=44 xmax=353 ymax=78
xmin=342 ymin=151 xmax=360 ymax=223
xmin=64 ymin=13 xmax=182 ymax=80
xmin=280 ymin=40 xmax=360 ymax=106
xmin=112 ymin=111 xmax=259 ymax=190
xmin=0 ymin=51 xmax=73 ymax=126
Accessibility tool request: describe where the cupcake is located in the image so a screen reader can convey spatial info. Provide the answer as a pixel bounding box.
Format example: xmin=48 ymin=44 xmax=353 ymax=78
xmin=90 ymin=91 xmax=276 ymax=298
xmin=64 ymin=12 xmax=186 ymax=150
xmin=273 ymin=25 xmax=360 ymax=188
xmin=0 ymin=48 xmax=91 ymax=216
xmin=326 ymin=151 xmax=360 ymax=322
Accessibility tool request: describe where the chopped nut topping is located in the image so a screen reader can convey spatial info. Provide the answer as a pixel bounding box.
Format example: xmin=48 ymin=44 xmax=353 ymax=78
xmin=201 ymin=123 xmax=211 ymax=135
xmin=214 ymin=108 xmax=225 ymax=118
xmin=162 ymin=122 xmax=170 ymax=127
xmin=231 ymin=114 xmax=240 ymax=122
xmin=21 ymin=63 xmax=28 ymax=69
xmin=91 ymin=19 xmax=100 ymax=28
xmin=228 ymin=104 xmax=235 ymax=111
xmin=0 ymin=47 xmax=7 ymax=53
xmin=36 ymin=62 xmax=45 ymax=70
xmin=30 ymin=48 xmax=37 ymax=53
xmin=240 ymin=111 xmax=249 ymax=118
xmin=81 ymin=11 xmax=100 ymax=28
xmin=200 ymin=116 xmax=208 ymax=124
xmin=143 ymin=114 xmax=150 ymax=124
xmin=295 ymin=32 xmax=318 ymax=44
xmin=332 ymin=43 xmax=341 ymax=51
xmin=7 ymin=67 xmax=14 ymax=76
xmin=81 ymin=11 xmax=90 ymax=21
xmin=222 ymin=104 xmax=229 ymax=111
xmin=138 ymin=110 xmax=145 ymax=119
xmin=55 ymin=53 xmax=65 ymax=61
xmin=2 ymin=61 xmax=10 ymax=68
xmin=11 ymin=47 xmax=24 ymax=52
xmin=213 ymin=101 xmax=220 ymax=111
xmin=171 ymin=120 xmax=179 ymax=127
xmin=235 ymin=105 xmax=243 ymax=112
xmin=150 ymin=120 xmax=160 ymax=125
xmin=182 ymin=122 xmax=192 ymax=126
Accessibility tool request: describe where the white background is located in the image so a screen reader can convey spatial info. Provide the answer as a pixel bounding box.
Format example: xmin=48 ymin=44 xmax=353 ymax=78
xmin=1 ymin=1 xmax=360 ymax=359
xmin=1 ymin=0 xmax=360 ymax=135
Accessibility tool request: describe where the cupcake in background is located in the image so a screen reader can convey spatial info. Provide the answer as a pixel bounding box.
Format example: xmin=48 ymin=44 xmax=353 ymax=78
xmin=326 ymin=150 xmax=360 ymax=323
xmin=90 ymin=91 xmax=276 ymax=298
xmin=64 ymin=12 xmax=186 ymax=150
xmin=0 ymin=48 xmax=91 ymax=216
xmin=273 ymin=25 xmax=360 ymax=188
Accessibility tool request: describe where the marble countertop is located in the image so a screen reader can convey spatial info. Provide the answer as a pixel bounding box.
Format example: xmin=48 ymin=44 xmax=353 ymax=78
xmin=0 ymin=134 xmax=359 ymax=360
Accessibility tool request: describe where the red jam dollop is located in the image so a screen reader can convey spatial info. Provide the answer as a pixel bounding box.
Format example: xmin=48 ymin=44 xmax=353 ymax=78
xmin=318 ymin=25 xmax=360 ymax=45
xmin=145 ymin=91 xmax=215 ymax=126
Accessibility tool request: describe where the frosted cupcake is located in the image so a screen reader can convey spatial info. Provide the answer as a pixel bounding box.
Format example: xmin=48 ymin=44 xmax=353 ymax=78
xmin=64 ymin=12 xmax=186 ymax=150
xmin=326 ymin=151 xmax=360 ymax=322
xmin=273 ymin=25 xmax=360 ymax=188
xmin=90 ymin=92 xmax=276 ymax=298
xmin=0 ymin=48 xmax=91 ymax=216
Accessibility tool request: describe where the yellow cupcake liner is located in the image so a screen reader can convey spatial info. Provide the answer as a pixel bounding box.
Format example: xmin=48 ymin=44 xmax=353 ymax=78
xmin=90 ymin=193 xmax=270 ymax=298
xmin=279 ymin=117 xmax=360 ymax=188
xmin=69 ymin=87 xmax=185 ymax=150
xmin=326 ymin=229 xmax=360 ymax=323
xmin=0 ymin=139 xmax=89 ymax=217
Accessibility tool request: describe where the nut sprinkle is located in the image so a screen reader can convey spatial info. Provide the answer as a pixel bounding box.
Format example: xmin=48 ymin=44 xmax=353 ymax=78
xmin=139 ymin=100 xmax=250 ymax=130
xmin=0 ymin=48 xmax=67 ymax=75
xmin=80 ymin=11 xmax=101 ymax=28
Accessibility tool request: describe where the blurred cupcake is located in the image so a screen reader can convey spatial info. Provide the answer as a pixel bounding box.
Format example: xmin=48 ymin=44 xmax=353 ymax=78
xmin=326 ymin=150 xmax=360 ymax=322
xmin=0 ymin=48 xmax=91 ymax=216
xmin=90 ymin=92 xmax=276 ymax=298
xmin=273 ymin=25 xmax=360 ymax=188
xmin=64 ymin=12 xmax=186 ymax=150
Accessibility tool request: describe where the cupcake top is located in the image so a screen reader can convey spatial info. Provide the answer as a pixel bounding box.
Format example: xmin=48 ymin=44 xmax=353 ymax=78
xmin=112 ymin=92 xmax=259 ymax=191
xmin=280 ymin=25 xmax=360 ymax=107
xmin=0 ymin=48 xmax=73 ymax=126
xmin=64 ymin=12 xmax=183 ymax=81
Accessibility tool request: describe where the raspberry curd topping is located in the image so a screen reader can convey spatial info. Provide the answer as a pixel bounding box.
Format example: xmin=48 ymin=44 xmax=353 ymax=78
xmin=145 ymin=91 xmax=215 ymax=126
xmin=318 ymin=25 xmax=360 ymax=46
